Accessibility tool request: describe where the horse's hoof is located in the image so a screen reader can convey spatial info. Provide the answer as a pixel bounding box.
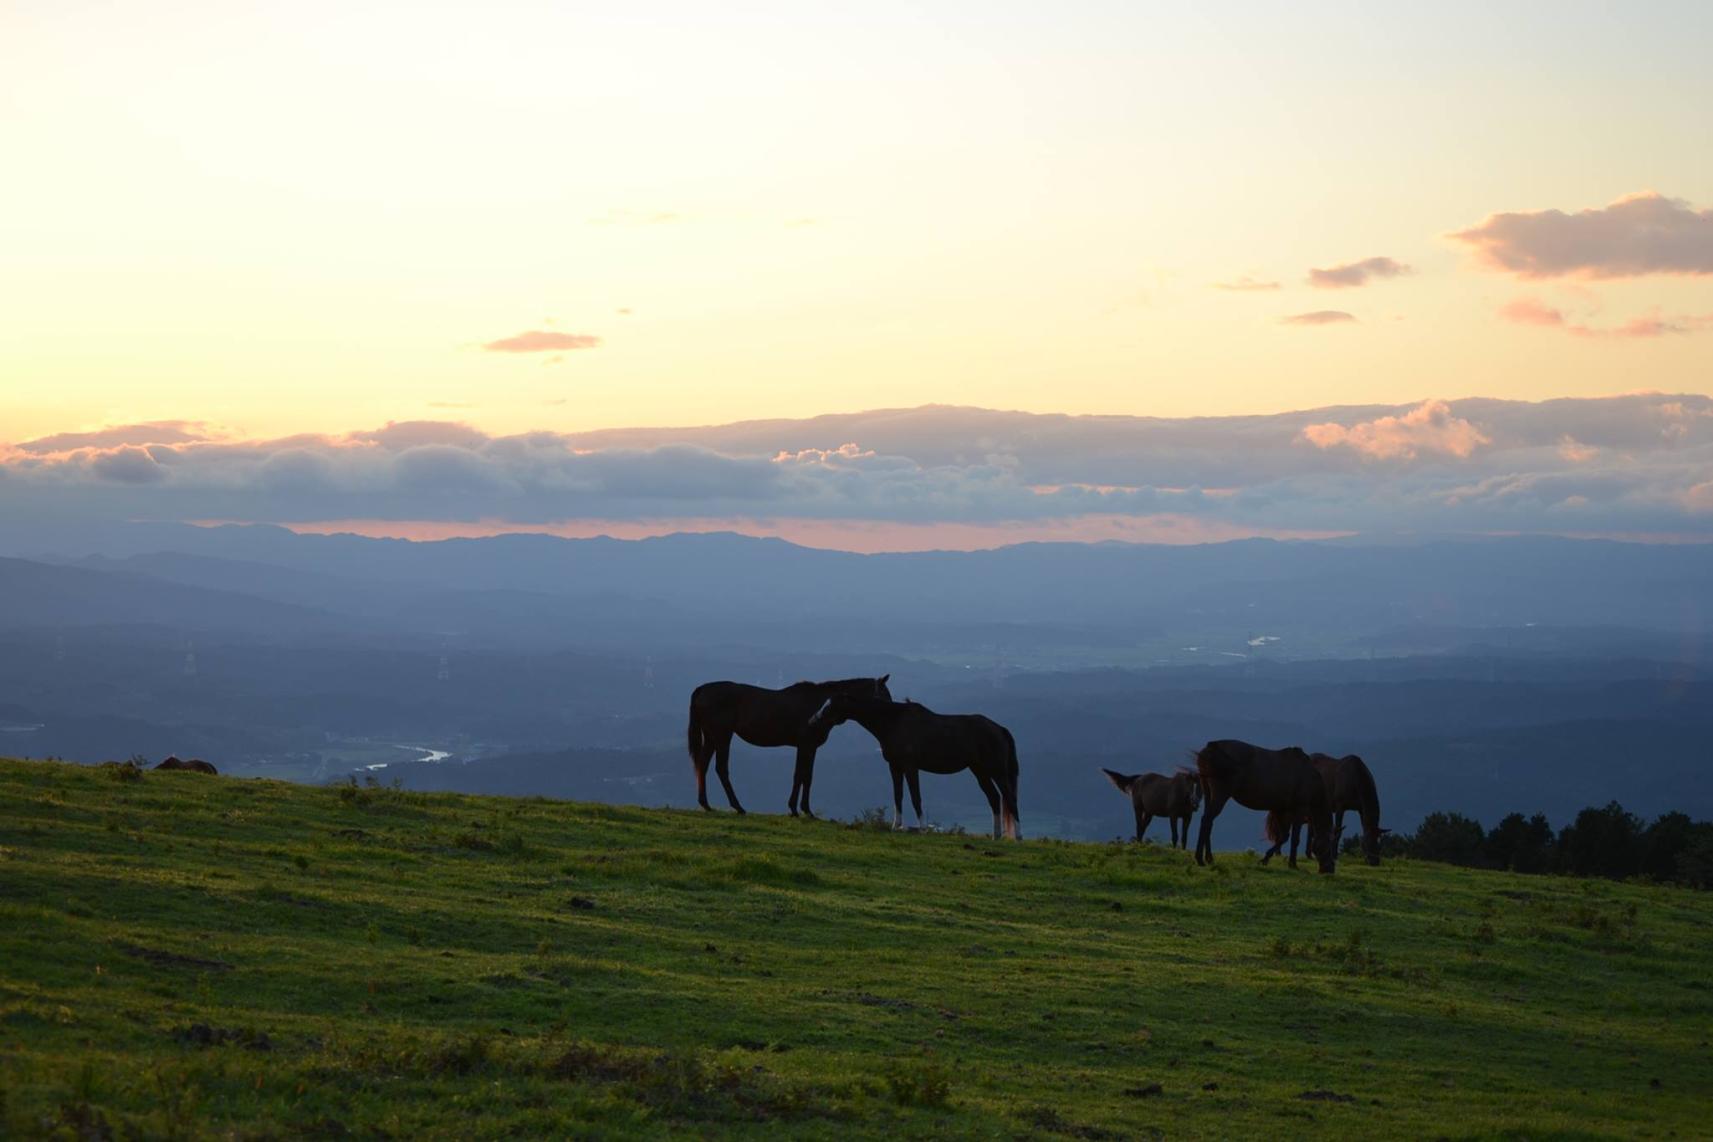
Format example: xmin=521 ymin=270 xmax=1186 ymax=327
xmin=734 ymin=808 xmax=747 ymax=816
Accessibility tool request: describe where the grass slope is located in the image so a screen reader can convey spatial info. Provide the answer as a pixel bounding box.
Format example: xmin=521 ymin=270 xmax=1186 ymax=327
xmin=1 ymin=758 xmax=1709 ymax=1139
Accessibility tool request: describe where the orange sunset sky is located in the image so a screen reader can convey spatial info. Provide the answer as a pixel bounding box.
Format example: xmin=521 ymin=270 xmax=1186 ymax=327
xmin=3 ymin=2 xmax=1712 ymax=549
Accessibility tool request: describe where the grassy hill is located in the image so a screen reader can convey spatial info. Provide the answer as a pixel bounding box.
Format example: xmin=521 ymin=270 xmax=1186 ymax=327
xmin=1 ymin=758 xmax=1708 ymax=1139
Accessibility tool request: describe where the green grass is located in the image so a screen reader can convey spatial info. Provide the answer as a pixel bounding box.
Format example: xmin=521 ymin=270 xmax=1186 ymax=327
xmin=1 ymin=758 xmax=1709 ymax=1139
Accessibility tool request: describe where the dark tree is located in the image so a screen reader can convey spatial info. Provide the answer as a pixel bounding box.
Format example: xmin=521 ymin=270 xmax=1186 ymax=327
xmin=1409 ymin=812 xmax=1488 ymax=867
xmin=1485 ymin=812 xmax=1556 ymax=874
xmin=1557 ymin=802 xmax=1644 ymax=879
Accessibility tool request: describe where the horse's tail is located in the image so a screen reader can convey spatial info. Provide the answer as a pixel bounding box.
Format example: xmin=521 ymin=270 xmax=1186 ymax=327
xmin=1353 ymin=756 xmax=1383 ymax=862
xmin=1354 ymin=757 xmax=1380 ymax=830
xmin=686 ymin=690 xmax=713 ymax=777
xmin=1193 ymin=740 xmax=1236 ymax=796
xmin=1000 ymin=726 xmax=1022 ymax=840
xmin=1264 ymin=809 xmax=1289 ymax=846
xmin=1101 ymin=768 xmax=1138 ymax=794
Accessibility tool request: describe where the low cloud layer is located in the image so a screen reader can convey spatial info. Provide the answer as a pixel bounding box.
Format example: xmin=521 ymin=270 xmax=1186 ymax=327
xmin=1307 ymin=256 xmax=1411 ymax=289
xmin=1451 ymin=192 xmax=1713 ymax=279
xmin=1280 ymin=310 xmax=1356 ymax=326
xmin=5 ymin=396 xmax=1712 ymax=542
xmin=482 ymin=331 xmax=602 ymax=353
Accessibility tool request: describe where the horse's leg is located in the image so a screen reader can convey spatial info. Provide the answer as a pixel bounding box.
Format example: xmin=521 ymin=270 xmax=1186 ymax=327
xmin=1132 ymin=802 xmax=1149 ymax=843
xmin=788 ymin=745 xmax=818 ymax=819
xmin=905 ymin=769 xmax=924 ymax=830
xmin=973 ymin=771 xmax=1003 ymax=839
xmin=1169 ymin=815 xmax=1179 ymax=848
xmin=713 ymin=736 xmax=745 ymax=815
xmin=890 ymin=765 xmax=905 ymax=830
xmin=1288 ymin=820 xmax=1301 ymax=870
xmin=1195 ymin=791 xmax=1228 ymax=866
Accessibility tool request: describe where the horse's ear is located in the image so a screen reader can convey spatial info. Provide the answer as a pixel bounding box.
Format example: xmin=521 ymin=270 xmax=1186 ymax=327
xmin=880 ymin=674 xmax=890 ymax=684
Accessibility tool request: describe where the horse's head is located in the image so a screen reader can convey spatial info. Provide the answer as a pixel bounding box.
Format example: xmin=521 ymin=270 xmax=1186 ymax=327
xmin=1313 ymin=826 xmax=1339 ymax=874
xmin=808 ymin=693 xmax=853 ymax=731
xmin=1175 ymin=768 xmax=1204 ymax=809
xmin=1362 ymin=825 xmax=1390 ymax=866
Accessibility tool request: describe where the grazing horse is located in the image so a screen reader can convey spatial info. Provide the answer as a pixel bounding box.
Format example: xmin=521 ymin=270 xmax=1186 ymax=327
xmin=1194 ymin=739 xmax=1335 ymax=873
xmin=686 ymin=675 xmax=890 ymax=816
xmin=155 ymin=755 xmax=218 ymax=775
xmin=808 ymin=695 xmax=1021 ymax=840
xmin=1261 ymin=753 xmax=1389 ymax=866
xmin=1101 ymin=768 xmax=1201 ymax=848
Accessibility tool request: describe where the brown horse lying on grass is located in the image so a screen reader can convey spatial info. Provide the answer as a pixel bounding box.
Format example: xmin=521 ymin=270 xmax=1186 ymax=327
xmin=1101 ymin=768 xmax=1201 ymax=848
xmin=1261 ymin=752 xmax=1388 ymax=866
xmin=1194 ymin=739 xmax=1335 ymax=873
xmin=155 ymin=756 xmax=218 ymax=775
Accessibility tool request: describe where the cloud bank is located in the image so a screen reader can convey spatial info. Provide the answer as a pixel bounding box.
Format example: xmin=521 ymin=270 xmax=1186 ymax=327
xmin=1451 ymin=192 xmax=1713 ymax=279
xmin=5 ymin=397 xmax=1712 ymax=543
xmin=1280 ymin=310 xmax=1357 ymax=326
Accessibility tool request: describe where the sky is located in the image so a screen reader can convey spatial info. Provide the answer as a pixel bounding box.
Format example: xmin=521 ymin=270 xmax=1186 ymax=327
xmin=3 ymin=2 xmax=1712 ymax=548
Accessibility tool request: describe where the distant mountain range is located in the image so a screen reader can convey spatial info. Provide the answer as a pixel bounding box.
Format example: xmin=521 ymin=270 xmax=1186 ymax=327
xmin=3 ymin=524 xmax=1710 ymax=662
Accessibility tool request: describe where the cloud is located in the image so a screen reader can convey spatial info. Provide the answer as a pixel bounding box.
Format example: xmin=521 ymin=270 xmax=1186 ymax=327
xmin=1280 ymin=310 xmax=1356 ymax=326
xmin=90 ymin=445 xmax=168 ymax=484
xmin=482 ymin=331 xmax=601 ymax=353
xmin=1300 ymin=400 xmax=1490 ymax=461
xmin=1213 ymin=276 xmax=1281 ymax=292
xmin=1500 ymin=297 xmax=1713 ymax=339
xmin=1307 ymin=256 xmax=1412 ymax=289
xmin=17 ymin=420 xmax=213 ymax=454
xmin=3 ymin=397 xmax=1712 ymax=540
xmin=1499 ymin=297 xmax=1567 ymax=327
xmin=1450 ymin=191 xmax=1713 ymax=279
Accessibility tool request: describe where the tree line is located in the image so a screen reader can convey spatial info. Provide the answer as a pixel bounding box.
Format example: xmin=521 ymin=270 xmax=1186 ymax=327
xmin=1375 ymin=802 xmax=1712 ymax=888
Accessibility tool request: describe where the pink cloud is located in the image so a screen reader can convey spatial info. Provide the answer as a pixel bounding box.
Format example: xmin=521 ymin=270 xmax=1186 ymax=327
xmin=1300 ymin=399 xmax=1490 ymax=461
xmin=482 ymin=331 xmax=601 ymax=353
xmin=1307 ymin=256 xmax=1412 ymax=289
xmin=17 ymin=420 xmax=214 ymax=454
xmin=1280 ymin=310 xmax=1356 ymax=326
xmin=1213 ymin=276 xmax=1281 ymax=292
xmin=1557 ymin=436 xmax=1598 ymax=463
xmin=271 ymin=514 xmax=1348 ymax=553
xmin=1500 ymin=297 xmax=1713 ymax=339
xmin=1450 ymin=191 xmax=1713 ymax=279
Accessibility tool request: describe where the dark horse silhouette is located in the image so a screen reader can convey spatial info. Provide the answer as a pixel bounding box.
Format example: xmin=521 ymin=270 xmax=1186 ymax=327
xmin=1261 ymin=753 xmax=1388 ymax=866
xmin=808 ymin=695 xmax=1021 ymax=839
xmin=686 ymin=675 xmax=890 ymax=816
xmin=1101 ymin=768 xmax=1201 ymax=848
xmin=1194 ymin=739 xmax=1335 ymax=873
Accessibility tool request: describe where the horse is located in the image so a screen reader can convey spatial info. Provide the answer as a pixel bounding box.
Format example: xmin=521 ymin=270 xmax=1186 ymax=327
xmin=155 ymin=755 xmax=218 ymax=775
xmin=1260 ymin=753 xmax=1388 ymax=866
xmin=1101 ymin=768 xmax=1201 ymax=848
xmin=1193 ymin=739 xmax=1335 ymax=873
xmin=808 ymin=694 xmax=1021 ymax=840
xmin=686 ymin=675 xmax=890 ymax=816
